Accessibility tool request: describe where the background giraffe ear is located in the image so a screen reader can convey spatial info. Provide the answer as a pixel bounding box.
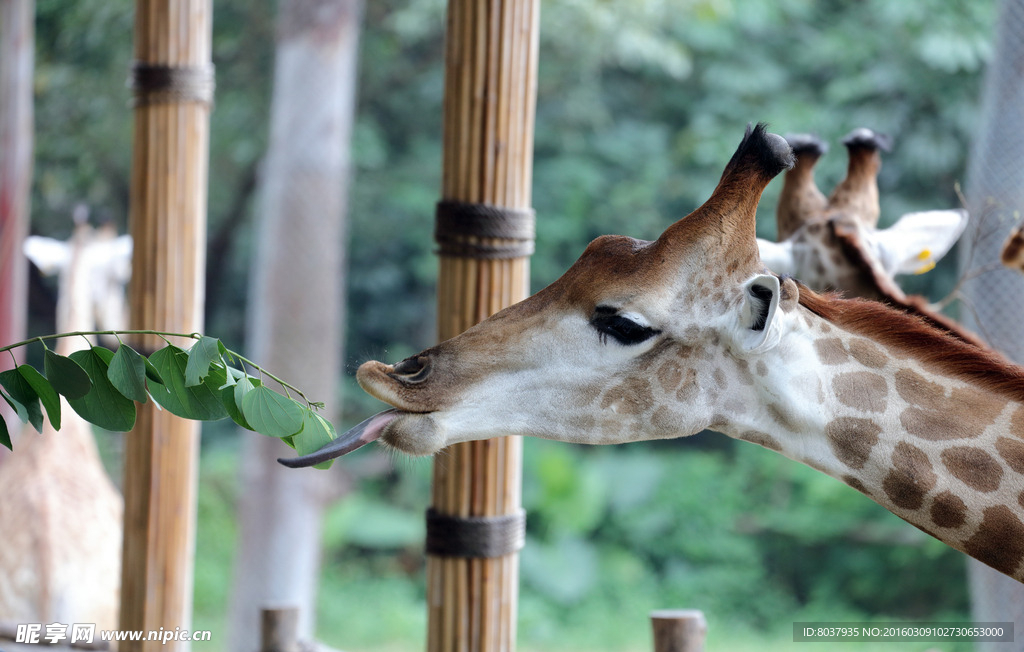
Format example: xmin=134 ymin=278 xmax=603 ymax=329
xmin=866 ymin=209 xmax=968 ymax=276
xmin=756 ymin=238 xmax=796 ymax=277
xmin=733 ymin=274 xmax=783 ymax=353
xmin=23 ymin=236 xmax=71 ymax=276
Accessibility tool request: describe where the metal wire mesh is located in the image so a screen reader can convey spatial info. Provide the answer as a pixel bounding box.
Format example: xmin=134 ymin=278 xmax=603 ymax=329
xmin=958 ymin=0 xmax=1024 ymax=648
xmin=959 ymin=0 xmax=1024 ymax=362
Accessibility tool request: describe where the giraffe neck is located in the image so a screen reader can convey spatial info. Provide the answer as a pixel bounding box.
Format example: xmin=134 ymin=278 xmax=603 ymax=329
xmin=715 ymin=294 xmax=1024 ymax=581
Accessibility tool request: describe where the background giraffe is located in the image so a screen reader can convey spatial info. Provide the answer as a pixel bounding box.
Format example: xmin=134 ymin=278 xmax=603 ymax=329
xmin=759 ymin=128 xmax=968 ymax=304
xmin=283 ymin=125 xmax=1024 ymax=583
xmin=1001 ymin=222 xmax=1024 ymax=273
xmin=0 ymin=208 xmax=128 ymax=632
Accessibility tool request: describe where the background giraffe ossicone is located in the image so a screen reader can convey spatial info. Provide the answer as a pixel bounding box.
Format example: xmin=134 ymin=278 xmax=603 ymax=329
xmin=0 ymin=207 xmax=127 ymax=631
xmin=758 ymin=128 xmax=968 ymax=302
xmin=283 ymin=124 xmax=1024 ymax=583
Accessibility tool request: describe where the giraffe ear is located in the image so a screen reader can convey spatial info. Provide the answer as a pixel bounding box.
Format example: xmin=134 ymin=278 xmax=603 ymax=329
xmin=734 ymin=274 xmax=782 ymax=353
xmin=756 ymin=238 xmax=796 ymax=277
xmin=23 ymin=236 xmax=71 ymax=276
xmin=866 ymin=209 xmax=968 ymax=276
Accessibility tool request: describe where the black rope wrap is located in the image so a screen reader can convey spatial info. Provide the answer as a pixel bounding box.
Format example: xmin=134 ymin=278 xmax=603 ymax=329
xmin=130 ymin=62 xmax=216 ymax=107
xmin=435 ymin=200 xmax=536 ymax=259
xmin=425 ymin=508 xmax=526 ymax=558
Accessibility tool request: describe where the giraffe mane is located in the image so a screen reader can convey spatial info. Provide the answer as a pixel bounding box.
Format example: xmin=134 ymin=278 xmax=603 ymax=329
xmin=796 ymin=284 xmax=1024 ymax=405
xmin=829 ymin=221 xmax=988 ymax=349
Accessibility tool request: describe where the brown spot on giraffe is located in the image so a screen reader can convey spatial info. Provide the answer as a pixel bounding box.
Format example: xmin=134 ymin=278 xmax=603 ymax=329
xmin=964 ymin=506 xmax=1024 ymax=577
xmin=656 ymin=362 xmax=683 ymax=394
xmin=995 ymin=437 xmax=1024 ymax=474
xmin=676 ymin=369 xmax=699 ymax=402
xmin=941 ymin=447 xmax=1003 ymax=493
xmin=842 ymin=475 xmax=871 ymax=496
xmin=734 ymin=359 xmax=754 ymax=386
xmin=651 ymin=406 xmax=685 ymax=433
xmin=832 ymin=371 xmax=887 ymax=413
xmin=815 ymin=338 xmax=849 ymax=365
xmin=738 ymin=430 xmax=782 ymax=452
xmin=768 ymin=403 xmax=798 ymax=432
xmin=930 ymin=491 xmax=967 ymax=529
xmin=849 ymin=339 xmax=887 ymax=369
xmin=825 ymin=417 xmax=881 ymax=469
xmin=882 ymin=442 xmax=937 ymax=510
xmin=601 ymin=378 xmax=655 ymax=415
xmin=713 ymin=368 xmax=727 ymax=390
xmin=1012 ymin=406 xmax=1024 ymax=440
xmin=896 ymin=369 xmax=1004 ymax=440
xmin=894 ymin=369 xmax=944 ymax=410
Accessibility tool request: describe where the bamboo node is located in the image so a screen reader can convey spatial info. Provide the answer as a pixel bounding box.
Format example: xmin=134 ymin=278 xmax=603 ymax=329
xmin=129 ymin=62 xmax=216 ymax=107
xmin=425 ymin=508 xmax=526 ymax=558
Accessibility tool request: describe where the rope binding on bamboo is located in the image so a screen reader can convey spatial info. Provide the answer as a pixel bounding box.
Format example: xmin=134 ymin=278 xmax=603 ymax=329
xmin=435 ymin=200 xmax=536 ymax=259
xmin=129 ymin=62 xmax=216 ymax=107
xmin=425 ymin=508 xmax=526 ymax=558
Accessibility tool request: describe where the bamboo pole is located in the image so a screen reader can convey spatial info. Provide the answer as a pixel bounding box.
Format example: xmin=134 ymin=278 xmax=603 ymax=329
xmin=429 ymin=1 xmax=539 ymax=651
xmin=122 ymin=2 xmax=212 ymax=650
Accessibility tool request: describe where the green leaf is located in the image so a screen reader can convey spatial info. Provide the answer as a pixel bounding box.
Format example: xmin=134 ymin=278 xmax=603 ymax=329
xmin=18 ymin=365 xmax=61 ymax=430
xmin=221 ymin=374 xmax=261 ymax=431
xmin=143 ymin=355 xmax=164 ymax=385
xmin=44 ymin=349 xmax=92 ymax=399
xmin=108 ymin=344 xmax=149 ymax=403
xmin=0 ymin=369 xmax=43 ymax=432
xmin=147 ymin=345 xmax=228 ymax=421
xmin=294 ymin=410 xmax=337 ymax=470
xmin=241 ymin=385 xmax=305 ymax=438
xmin=185 ymin=336 xmax=224 ymax=387
xmin=67 ymin=349 xmax=136 ymax=432
xmin=1 ymin=388 xmax=28 ymax=425
xmin=0 ymin=415 xmax=10 ymax=451
xmin=92 ymin=346 xmax=114 ymax=365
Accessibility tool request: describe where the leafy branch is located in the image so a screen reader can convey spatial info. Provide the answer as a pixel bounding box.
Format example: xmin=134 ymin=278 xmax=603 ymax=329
xmin=0 ymin=331 xmax=338 ymax=469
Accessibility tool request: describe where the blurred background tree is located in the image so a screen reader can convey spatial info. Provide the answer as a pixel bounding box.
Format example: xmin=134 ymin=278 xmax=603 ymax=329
xmin=22 ymin=0 xmax=998 ymax=649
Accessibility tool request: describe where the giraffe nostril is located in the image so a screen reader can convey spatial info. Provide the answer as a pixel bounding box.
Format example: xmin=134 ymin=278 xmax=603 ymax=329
xmin=390 ymin=355 xmax=432 ymax=384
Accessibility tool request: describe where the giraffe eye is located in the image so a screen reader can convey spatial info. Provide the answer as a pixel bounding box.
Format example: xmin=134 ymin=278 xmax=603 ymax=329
xmin=591 ymin=306 xmax=660 ymax=346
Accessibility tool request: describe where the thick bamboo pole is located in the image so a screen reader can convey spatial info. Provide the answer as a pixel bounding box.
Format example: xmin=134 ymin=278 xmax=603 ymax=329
xmin=122 ymin=2 xmax=213 ymax=650
xmin=0 ymin=0 xmax=34 ymax=435
xmin=429 ymin=1 xmax=539 ymax=651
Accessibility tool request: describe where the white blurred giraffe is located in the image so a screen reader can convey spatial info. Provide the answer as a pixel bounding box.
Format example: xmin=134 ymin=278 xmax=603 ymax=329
xmin=0 ymin=205 xmax=129 ymax=632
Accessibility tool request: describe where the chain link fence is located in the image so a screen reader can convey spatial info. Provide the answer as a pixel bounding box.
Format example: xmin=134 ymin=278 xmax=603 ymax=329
xmin=958 ymin=1 xmax=1024 ymax=649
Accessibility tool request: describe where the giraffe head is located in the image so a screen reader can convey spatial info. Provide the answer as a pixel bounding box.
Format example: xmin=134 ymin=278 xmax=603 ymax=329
xmin=282 ymin=124 xmax=797 ymax=464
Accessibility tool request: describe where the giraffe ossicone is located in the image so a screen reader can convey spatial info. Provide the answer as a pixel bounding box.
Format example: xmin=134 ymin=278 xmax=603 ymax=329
xmin=282 ymin=124 xmax=1024 ymax=583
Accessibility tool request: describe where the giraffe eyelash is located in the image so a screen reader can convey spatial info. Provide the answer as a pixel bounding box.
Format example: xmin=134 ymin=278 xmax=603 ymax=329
xmin=591 ymin=307 xmax=660 ymax=346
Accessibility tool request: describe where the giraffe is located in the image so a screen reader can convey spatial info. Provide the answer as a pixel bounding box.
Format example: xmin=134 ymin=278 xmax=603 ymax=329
xmin=282 ymin=124 xmax=1024 ymax=582
xmin=758 ymin=128 xmax=968 ymax=304
xmin=0 ymin=208 xmax=128 ymax=631
xmin=1001 ymin=221 xmax=1024 ymax=273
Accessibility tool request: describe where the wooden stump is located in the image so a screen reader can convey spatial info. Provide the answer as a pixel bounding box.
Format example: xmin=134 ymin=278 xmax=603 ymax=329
xmin=651 ymin=609 xmax=708 ymax=652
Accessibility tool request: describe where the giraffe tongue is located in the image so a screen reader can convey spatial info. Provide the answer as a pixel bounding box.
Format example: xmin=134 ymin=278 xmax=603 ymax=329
xmin=277 ymin=409 xmax=400 ymax=468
